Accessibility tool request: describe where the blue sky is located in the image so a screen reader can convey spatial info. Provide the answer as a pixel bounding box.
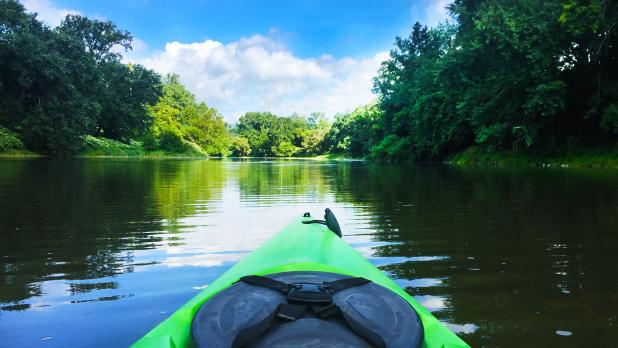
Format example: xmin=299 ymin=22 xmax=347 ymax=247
xmin=22 ymin=0 xmax=451 ymax=120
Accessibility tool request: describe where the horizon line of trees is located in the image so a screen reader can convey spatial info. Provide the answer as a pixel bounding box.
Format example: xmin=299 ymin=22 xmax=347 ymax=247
xmin=2 ymin=0 xmax=617 ymax=160
xmin=0 ymin=0 xmax=350 ymax=157
xmin=367 ymin=0 xmax=617 ymax=161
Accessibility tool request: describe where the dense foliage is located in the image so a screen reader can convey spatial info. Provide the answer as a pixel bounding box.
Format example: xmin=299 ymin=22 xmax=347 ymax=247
xmin=324 ymin=105 xmax=381 ymax=157
xmin=0 ymin=0 xmax=163 ymax=153
xmin=326 ymin=0 xmax=617 ymax=161
xmin=2 ymin=0 xmax=616 ymax=160
xmin=0 ymin=125 xmax=24 ymax=151
xmin=233 ymin=112 xmax=330 ymax=157
xmin=367 ymin=0 xmax=617 ymax=161
xmin=0 ymin=0 xmax=235 ymax=155
xmin=144 ymin=74 xmax=231 ymax=156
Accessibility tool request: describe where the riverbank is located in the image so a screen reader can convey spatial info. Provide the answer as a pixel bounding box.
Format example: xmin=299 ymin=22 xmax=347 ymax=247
xmin=4 ymin=135 xmax=616 ymax=167
xmin=449 ymin=146 xmax=618 ymax=168
xmin=0 ymin=136 xmax=361 ymax=160
xmin=0 ymin=136 xmax=208 ymax=158
xmin=0 ymin=149 xmax=42 ymax=157
xmin=77 ymin=136 xmax=209 ymax=158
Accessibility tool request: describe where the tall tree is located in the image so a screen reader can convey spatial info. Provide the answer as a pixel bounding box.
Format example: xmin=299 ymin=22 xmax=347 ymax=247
xmin=0 ymin=0 xmax=100 ymax=152
xmin=145 ymin=75 xmax=230 ymax=155
xmin=58 ymin=15 xmax=162 ymax=141
xmin=58 ymin=14 xmax=132 ymax=63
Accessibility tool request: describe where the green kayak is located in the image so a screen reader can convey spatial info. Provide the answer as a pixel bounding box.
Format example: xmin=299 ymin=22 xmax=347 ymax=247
xmin=132 ymin=211 xmax=469 ymax=348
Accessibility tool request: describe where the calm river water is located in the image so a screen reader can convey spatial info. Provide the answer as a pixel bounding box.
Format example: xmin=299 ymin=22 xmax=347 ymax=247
xmin=0 ymin=158 xmax=617 ymax=347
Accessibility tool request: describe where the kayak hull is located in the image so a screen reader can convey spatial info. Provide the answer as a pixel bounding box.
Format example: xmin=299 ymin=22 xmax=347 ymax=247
xmin=132 ymin=216 xmax=469 ymax=348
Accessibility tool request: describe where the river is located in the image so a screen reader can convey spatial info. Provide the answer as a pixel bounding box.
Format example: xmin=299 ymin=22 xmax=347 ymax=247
xmin=0 ymin=158 xmax=617 ymax=347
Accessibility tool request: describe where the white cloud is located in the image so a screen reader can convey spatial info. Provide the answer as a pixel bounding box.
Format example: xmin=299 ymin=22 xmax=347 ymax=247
xmin=21 ymin=0 xmax=80 ymax=27
xmin=135 ymin=35 xmax=388 ymax=121
xmin=424 ymin=0 xmax=451 ymax=27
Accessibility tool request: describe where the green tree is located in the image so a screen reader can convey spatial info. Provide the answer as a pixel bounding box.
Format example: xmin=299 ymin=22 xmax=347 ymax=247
xmin=59 ymin=15 xmax=162 ymax=142
xmin=236 ymin=112 xmax=323 ymax=157
xmin=57 ymin=14 xmax=132 ymax=63
xmin=231 ymin=136 xmax=252 ymax=156
xmin=0 ymin=0 xmax=100 ymax=153
xmin=371 ymin=0 xmax=617 ymax=161
xmin=271 ymin=140 xmax=298 ymax=157
xmin=96 ymin=62 xmax=162 ymax=140
xmin=236 ymin=112 xmax=278 ymax=156
xmin=325 ymin=104 xmax=382 ymax=157
xmin=559 ymin=0 xmax=618 ymax=135
xmin=145 ymin=75 xmax=230 ymax=155
xmin=0 ymin=2 xmax=164 ymax=153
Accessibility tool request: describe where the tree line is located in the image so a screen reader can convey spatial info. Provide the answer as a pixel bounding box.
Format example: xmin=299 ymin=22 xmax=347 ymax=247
xmin=0 ymin=0 xmax=232 ymax=155
xmin=366 ymin=0 xmax=617 ymax=161
xmin=1 ymin=0 xmax=616 ymax=159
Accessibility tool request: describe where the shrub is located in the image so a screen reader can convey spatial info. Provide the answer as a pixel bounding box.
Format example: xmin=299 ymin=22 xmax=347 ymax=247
xmin=370 ymin=135 xmax=411 ymax=162
xmin=159 ymin=127 xmax=188 ymax=153
xmin=231 ymin=137 xmax=252 ymax=156
xmin=271 ymin=141 xmax=298 ymax=157
xmin=0 ymin=126 xmax=25 ymax=151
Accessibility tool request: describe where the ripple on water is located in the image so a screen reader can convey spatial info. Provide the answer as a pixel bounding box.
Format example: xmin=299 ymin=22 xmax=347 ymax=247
xmin=395 ymin=277 xmax=444 ymax=288
xmin=556 ymin=330 xmax=573 ymax=336
xmin=443 ymin=322 xmax=479 ymax=335
xmin=370 ymin=255 xmax=449 ymax=267
xmin=412 ymin=295 xmax=447 ymax=313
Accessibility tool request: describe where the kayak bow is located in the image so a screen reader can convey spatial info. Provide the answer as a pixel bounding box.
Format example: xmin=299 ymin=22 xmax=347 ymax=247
xmin=132 ymin=211 xmax=469 ymax=348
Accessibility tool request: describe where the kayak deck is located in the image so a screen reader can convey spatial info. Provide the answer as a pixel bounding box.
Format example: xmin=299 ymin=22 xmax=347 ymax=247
xmin=132 ymin=215 xmax=469 ymax=348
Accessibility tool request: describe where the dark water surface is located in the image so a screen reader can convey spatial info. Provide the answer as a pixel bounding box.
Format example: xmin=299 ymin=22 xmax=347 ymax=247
xmin=1 ymin=158 xmax=617 ymax=347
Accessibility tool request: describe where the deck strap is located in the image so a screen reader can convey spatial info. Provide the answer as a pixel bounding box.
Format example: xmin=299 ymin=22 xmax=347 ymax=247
xmin=233 ymin=275 xmax=385 ymax=348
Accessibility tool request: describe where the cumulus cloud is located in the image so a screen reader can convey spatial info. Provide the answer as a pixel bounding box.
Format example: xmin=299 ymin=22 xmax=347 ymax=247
xmin=135 ymin=35 xmax=388 ymax=121
xmin=21 ymin=0 xmax=80 ymax=27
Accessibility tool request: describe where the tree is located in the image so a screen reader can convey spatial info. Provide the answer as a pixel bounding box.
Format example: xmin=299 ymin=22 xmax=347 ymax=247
xmin=231 ymin=137 xmax=251 ymax=156
xmin=235 ymin=112 xmax=325 ymax=157
xmin=0 ymin=0 xmax=100 ymax=152
xmin=58 ymin=14 xmax=132 ymax=63
xmin=145 ymin=74 xmax=230 ymax=155
xmin=559 ymin=0 xmax=618 ymax=135
xmin=96 ymin=62 xmax=162 ymax=140
xmin=236 ymin=112 xmax=278 ymax=156
xmin=58 ymin=15 xmax=162 ymax=142
xmin=325 ymin=104 xmax=381 ymax=157
xmin=271 ymin=141 xmax=298 ymax=157
xmin=370 ymin=0 xmax=617 ymax=161
xmin=0 ymin=2 xmax=164 ymax=152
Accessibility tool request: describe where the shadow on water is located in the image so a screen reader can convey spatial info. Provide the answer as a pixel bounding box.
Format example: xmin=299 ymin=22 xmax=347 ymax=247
xmin=0 ymin=158 xmax=617 ymax=347
xmin=332 ymin=164 xmax=618 ymax=347
xmin=0 ymin=159 xmax=226 ymax=304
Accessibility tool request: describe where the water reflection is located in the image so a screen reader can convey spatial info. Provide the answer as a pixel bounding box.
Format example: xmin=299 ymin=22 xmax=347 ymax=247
xmin=0 ymin=159 xmax=617 ymax=347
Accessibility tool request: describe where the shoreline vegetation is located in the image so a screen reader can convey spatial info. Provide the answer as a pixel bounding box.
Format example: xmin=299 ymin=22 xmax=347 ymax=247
xmin=6 ymin=138 xmax=618 ymax=169
xmin=3 ymin=135 xmax=617 ymax=168
xmin=0 ymin=135 xmax=363 ymax=161
xmin=1 ymin=0 xmax=616 ymax=167
xmin=447 ymin=147 xmax=618 ymax=168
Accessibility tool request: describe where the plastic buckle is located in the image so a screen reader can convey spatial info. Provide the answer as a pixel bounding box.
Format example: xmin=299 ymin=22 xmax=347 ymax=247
xmin=287 ymin=283 xmax=333 ymax=305
xmin=313 ymin=303 xmax=340 ymax=318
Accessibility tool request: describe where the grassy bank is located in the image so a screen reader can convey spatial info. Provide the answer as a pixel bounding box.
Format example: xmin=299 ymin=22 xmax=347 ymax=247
xmin=0 ymin=135 xmax=357 ymax=160
xmin=4 ymin=133 xmax=616 ymax=167
xmin=449 ymin=146 xmax=618 ymax=168
xmin=78 ymin=136 xmax=207 ymax=158
xmin=310 ymin=153 xmax=363 ymax=161
xmin=0 ymin=136 xmax=208 ymax=158
xmin=0 ymin=149 xmax=41 ymax=157
xmin=0 ymin=126 xmax=38 ymax=157
xmin=226 ymin=153 xmax=363 ymax=161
